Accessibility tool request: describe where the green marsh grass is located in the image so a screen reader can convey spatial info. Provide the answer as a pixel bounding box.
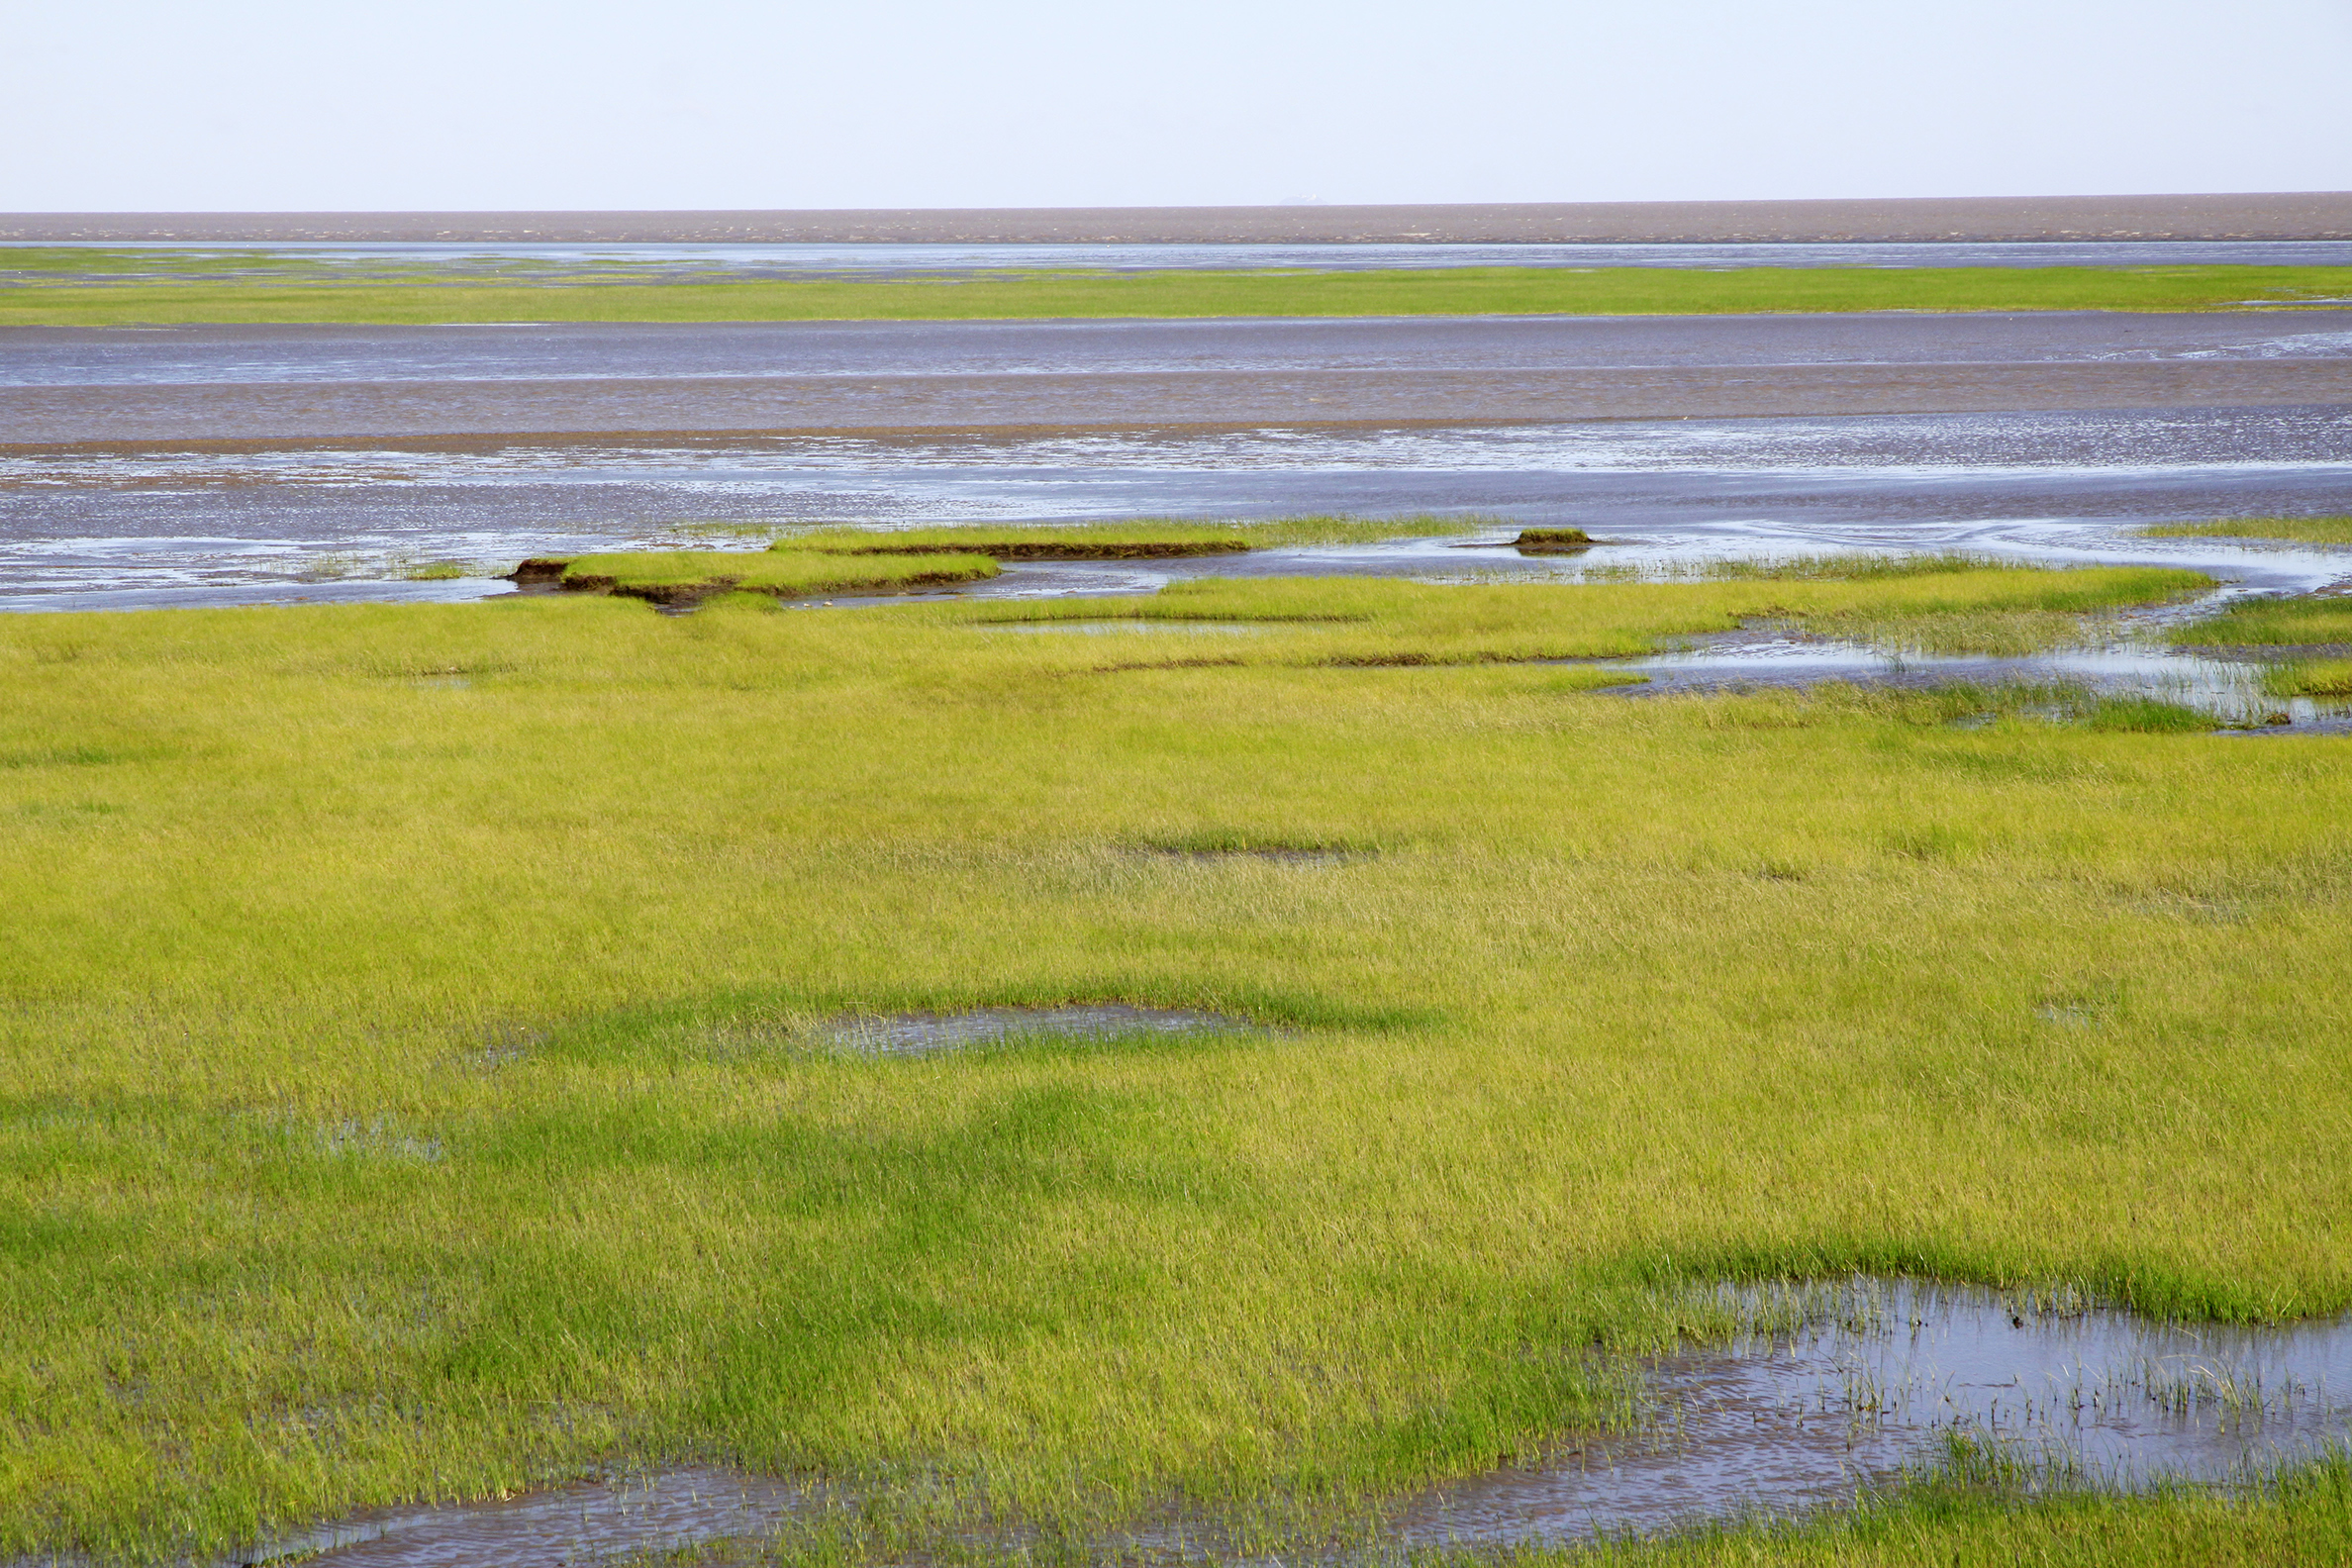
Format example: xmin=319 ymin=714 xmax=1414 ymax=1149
xmin=2140 ymin=516 xmax=2352 ymax=545
xmin=2262 ymin=658 xmax=2352 ymax=699
xmin=556 ymin=548 xmax=1001 ymax=599
xmin=7 ymin=264 xmax=2352 ymax=326
xmin=2171 ymin=592 xmax=2352 ymax=649
xmin=949 ymin=565 xmax=2208 ymax=664
xmin=1 ymin=562 xmax=2346 ymax=1563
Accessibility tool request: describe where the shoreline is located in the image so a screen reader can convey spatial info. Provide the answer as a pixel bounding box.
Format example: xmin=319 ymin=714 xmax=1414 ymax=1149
xmin=8 ymin=192 xmax=2352 ymax=245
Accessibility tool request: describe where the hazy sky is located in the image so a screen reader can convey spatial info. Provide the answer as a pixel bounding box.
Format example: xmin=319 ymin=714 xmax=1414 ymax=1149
xmin=8 ymin=0 xmax=2351 ymax=212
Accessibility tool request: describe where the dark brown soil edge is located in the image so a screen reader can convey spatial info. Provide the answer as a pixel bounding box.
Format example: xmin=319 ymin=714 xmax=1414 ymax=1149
xmin=511 ymin=561 xmax=995 ymax=605
xmin=821 ymin=540 xmax=1249 ymax=560
xmin=1513 ymin=527 xmax=1596 ymax=555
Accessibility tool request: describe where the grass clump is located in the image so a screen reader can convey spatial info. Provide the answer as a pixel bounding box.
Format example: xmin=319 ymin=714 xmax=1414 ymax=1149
xmin=2263 ymin=658 xmax=2352 ymax=699
xmin=776 ymin=516 xmax=1479 ymax=559
xmin=2140 ymin=516 xmax=2352 ymax=545
xmin=2171 ymin=591 xmax=2352 ymax=649
xmin=553 ymin=548 xmax=999 ymax=603
xmin=7 ymin=264 xmax=2352 ymax=326
xmin=0 ymin=560 xmax=2343 ymax=1564
xmin=1514 ymin=528 xmax=1594 ymax=552
xmin=2079 ymin=697 xmax=2215 ymax=734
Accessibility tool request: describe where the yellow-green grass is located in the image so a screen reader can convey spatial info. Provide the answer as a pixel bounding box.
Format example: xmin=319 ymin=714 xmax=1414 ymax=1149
xmin=1478 ymin=1452 xmax=2352 ymax=1568
xmin=2262 ymin=658 xmax=2352 ymax=699
xmin=2172 ymin=591 xmax=2352 ymax=648
xmin=777 ymin=516 xmax=1479 ymax=559
xmin=2140 ymin=516 xmax=2352 ymax=545
xmin=5 ymin=265 xmax=2351 ymax=326
xmin=555 ymin=548 xmax=1000 ymax=601
xmin=2 ymin=562 xmax=2345 ymax=1565
xmin=941 ymin=564 xmax=2208 ymax=662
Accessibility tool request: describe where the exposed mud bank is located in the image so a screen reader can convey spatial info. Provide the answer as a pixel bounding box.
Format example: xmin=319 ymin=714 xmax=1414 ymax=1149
xmin=504 ymin=555 xmax=996 ymax=607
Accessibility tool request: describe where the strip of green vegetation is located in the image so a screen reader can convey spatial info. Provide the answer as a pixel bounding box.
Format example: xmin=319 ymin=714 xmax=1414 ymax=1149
xmin=555 ymin=548 xmax=999 ymax=601
xmin=4 ymin=264 xmax=2349 ymax=326
xmin=0 ymin=562 xmax=2338 ymax=1565
xmin=0 ymin=246 xmax=319 ymax=277
xmin=2263 ymin=658 xmax=2352 ymax=699
xmin=2141 ymin=516 xmax=2352 ymax=544
xmin=2172 ymin=591 xmax=2352 ymax=648
xmin=1524 ymin=1452 xmax=2352 ymax=1567
xmin=778 ymin=516 xmax=1480 ymax=559
xmin=951 ymin=564 xmax=2208 ymax=662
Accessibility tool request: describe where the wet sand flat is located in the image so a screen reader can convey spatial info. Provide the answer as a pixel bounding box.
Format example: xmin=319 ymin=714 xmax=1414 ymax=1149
xmin=12 ymin=359 xmax=2352 ymax=444
xmin=7 ymin=312 xmax=2350 ymax=445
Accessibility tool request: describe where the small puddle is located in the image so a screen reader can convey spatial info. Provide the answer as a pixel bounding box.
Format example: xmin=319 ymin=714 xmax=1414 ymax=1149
xmin=819 ymin=1004 xmax=1265 ymax=1056
xmin=222 ymin=1280 xmax=2352 ymax=1565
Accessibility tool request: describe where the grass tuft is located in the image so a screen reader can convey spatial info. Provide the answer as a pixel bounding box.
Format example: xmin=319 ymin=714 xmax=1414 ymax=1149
xmin=2140 ymin=516 xmax=2352 ymax=545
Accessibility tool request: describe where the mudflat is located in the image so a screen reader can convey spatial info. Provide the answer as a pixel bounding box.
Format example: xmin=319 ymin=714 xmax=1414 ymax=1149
xmin=7 ymin=312 xmax=2351 ymax=444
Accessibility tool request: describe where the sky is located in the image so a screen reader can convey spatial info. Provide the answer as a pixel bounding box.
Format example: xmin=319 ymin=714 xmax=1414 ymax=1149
xmin=6 ymin=0 xmax=2351 ymax=212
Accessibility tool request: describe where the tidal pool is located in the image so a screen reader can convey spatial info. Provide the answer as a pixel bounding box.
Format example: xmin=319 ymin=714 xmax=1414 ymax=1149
xmin=225 ymin=1279 xmax=2352 ymax=1566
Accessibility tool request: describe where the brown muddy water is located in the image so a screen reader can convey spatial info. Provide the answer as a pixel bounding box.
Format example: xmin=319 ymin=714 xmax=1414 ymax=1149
xmin=213 ymin=1280 xmax=2352 ymax=1566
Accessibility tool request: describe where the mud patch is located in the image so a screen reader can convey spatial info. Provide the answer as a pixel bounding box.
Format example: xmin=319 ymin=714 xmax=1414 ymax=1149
xmin=821 ymin=1005 xmax=1267 ymax=1057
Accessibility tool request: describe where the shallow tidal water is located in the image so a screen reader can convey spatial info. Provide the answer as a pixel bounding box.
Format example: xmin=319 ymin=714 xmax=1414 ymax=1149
xmin=226 ymin=1280 xmax=2352 ymax=1566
